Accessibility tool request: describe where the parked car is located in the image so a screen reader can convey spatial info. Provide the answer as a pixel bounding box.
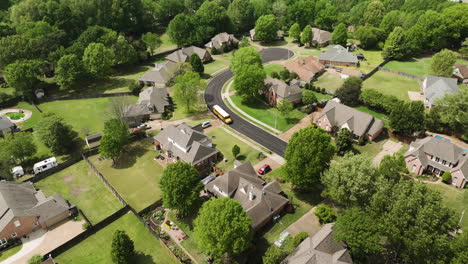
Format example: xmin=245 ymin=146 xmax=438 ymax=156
xmin=137 ymin=124 xmax=151 ymax=129
xmin=257 ymin=164 xmax=271 ymax=175
xmin=201 ymin=121 xmax=211 ymax=128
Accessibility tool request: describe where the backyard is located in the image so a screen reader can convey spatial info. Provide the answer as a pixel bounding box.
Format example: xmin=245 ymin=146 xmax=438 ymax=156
xmin=229 ymin=93 xmax=307 ymax=133
xmin=352 ymin=49 xmax=384 ymax=73
xmin=89 ymin=139 xmax=163 ymax=212
xmin=204 ymin=59 xmax=230 ymax=75
xmin=363 ymin=71 xmax=421 ymax=101
xmin=264 ymin=64 xmax=286 ymax=77
xmin=56 ymin=213 xmax=177 ymax=264
xmin=35 ymin=160 xmax=123 ymax=224
xmin=426 ymin=183 xmax=467 ymax=230
xmin=353 ymin=105 xmax=389 ymax=127
xmin=206 ymin=127 xmax=261 ymax=172
xmin=313 ymin=72 xmax=344 ymax=92
xmin=384 ymin=56 xmax=466 ymax=77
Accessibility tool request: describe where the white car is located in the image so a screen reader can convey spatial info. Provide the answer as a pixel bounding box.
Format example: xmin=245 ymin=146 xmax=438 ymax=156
xmin=201 ymin=121 xmax=211 ymax=128
xmin=137 ymin=124 xmax=151 ymax=130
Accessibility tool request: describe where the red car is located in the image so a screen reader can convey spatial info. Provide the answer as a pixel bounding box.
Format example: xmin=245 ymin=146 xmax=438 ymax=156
xmin=257 ymin=164 xmax=271 ymax=175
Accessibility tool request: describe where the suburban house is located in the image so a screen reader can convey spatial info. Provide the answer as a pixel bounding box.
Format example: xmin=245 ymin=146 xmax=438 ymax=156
xmin=250 ymin=29 xmax=284 ymax=41
xmin=139 ymin=60 xmax=179 ymax=87
xmin=282 ymin=223 xmax=353 ymax=264
xmin=311 ymin=27 xmax=331 ymax=47
xmin=404 ymin=136 xmax=468 ymax=188
xmin=314 ymin=100 xmax=384 ymax=141
xmin=205 ymin=162 xmax=289 ymax=231
xmin=205 ymin=32 xmax=239 ymax=52
xmin=0 ymin=116 xmax=16 ymax=137
xmin=166 ymin=46 xmax=212 ymax=63
xmin=123 ymin=87 xmax=170 ymax=127
xmin=284 ymin=56 xmax=325 ymax=82
xmin=0 ymin=182 xmax=71 ymax=244
xmin=264 ymin=77 xmax=303 ymax=106
xmin=153 ymin=123 xmax=218 ymax=175
xmin=319 ymin=45 xmax=359 ymax=67
xmin=421 ymin=76 xmax=459 ymax=108
xmin=85 ymin=133 xmax=102 ymax=149
xmin=453 ymin=64 xmax=468 ymax=84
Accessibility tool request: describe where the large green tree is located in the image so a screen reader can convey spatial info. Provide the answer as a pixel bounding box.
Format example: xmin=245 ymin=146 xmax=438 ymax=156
xmin=284 ymin=126 xmax=335 ymax=189
xmin=4 ymin=59 xmax=44 ymax=98
xmin=363 ymin=0 xmax=386 ymax=27
xmin=194 ymin=1 xmax=233 ymax=43
xmin=301 ymin=90 xmax=317 ymax=105
xmin=335 ymin=128 xmax=354 ymax=155
xmin=322 ymin=154 xmax=379 ymax=207
xmin=313 ymin=0 xmax=338 ymax=31
xmin=55 ymin=54 xmax=83 ymax=90
xmin=111 ymin=230 xmax=135 ymax=264
xmin=194 ymin=198 xmax=253 ymax=258
xmin=254 ymin=14 xmax=279 ymax=42
xmin=227 ymin=0 xmax=255 ymax=33
xmin=380 ymin=10 xmax=403 ymax=35
xmin=99 ymin=118 xmax=129 ymax=165
xmin=331 ymin=23 xmax=348 ymax=47
xmin=173 ymin=71 xmax=205 ymax=112
xmin=288 ymin=23 xmax=301 ymax=42
xmin=300 ymin=25 xmax=313 ymax=47
xmin=231 ymin=46 xmax=262 ymax=75
xmin=233 ymin=64 xmax=266 ymax=99
xmin=389 ymin=101 xmax=425 ymax=135
xmin=160 ymin=162 xmax=202 ymax=217
xmin=451 ymin=232 xmax=468 ymax=264
xmin=335 ymin=76 xmax=362 ymax=106
xmin=189 ymin=53 xmax=204 ymax=74
xmin=354 ymin=26 xmax=384 ymax=49
xmin=167 ymin=14 xmax=197 ymax=47
xmin=382 ymin=27 xmax=407 ymax=60
xmin=35 ymin=114 xmax=76 ymax=155
xmin=429 ymin=49 xmax=456 ymax=77
xmin=82 ymin=42 xmax=114 ymax=78
xmin=1 ymin=133 xmax=37 ymax=163
xmin=431 ymin=89 xmax=468 ymax=133
xmin=113 ymin=35 xmax=137 ymax=66
xmin=141 ymin=32 xmax=161 ymax=56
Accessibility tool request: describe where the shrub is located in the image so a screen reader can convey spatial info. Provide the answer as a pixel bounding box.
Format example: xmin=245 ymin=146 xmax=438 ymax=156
xmin=314 ymin=204 xmax=336 ymax=225
xmin=257 ymin=152 xmax=266 ymax=160
xmin=271 ymin=71 xmax=280 ymax=79
xmin=291 ymin=232 xmax=309 ymax=247
xmin=304 ymin=83 xmax=310 ymax=90
xmin=280 ymin=69 xmax=290 ymax=81
xmin=232 ymin=144 xmax=240 ymax=158
xmin=358 ymin=138 xmax=365 ymax=145
xmin=321 ymin=88 xmax=326 ymax=94
xmin=222 ymin=43 xmax=229 ymax=53
xmin=289 ymin=72 xmax=298 ymax=80
xmin=461 ymin=134 xmax=468 ymax=143
xmin=211 ymin=46 xmax=218 ymax=55
xmin=28 ymin=255 xmax=43 ymax=264
xmin=82 ymin=222 xmax=91 ymax=230
xmin=442 ymin=172 xmax=451 ymax=183
xmin=129 ymin=81 xmax=142 ymax=95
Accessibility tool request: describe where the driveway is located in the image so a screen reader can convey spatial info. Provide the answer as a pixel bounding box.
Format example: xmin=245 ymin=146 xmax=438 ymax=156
xmin=373 ymin=140 xmax=404 ymax=165
xmin=279 ymin=113 xmax=316 ymax=141
xmin=285 ymin=207 xmax=321 ymax=237
xmin=3 ymin=220 xmax=85 ymax=264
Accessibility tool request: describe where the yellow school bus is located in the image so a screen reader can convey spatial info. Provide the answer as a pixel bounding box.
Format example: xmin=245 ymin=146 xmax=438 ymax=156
xmin=212 ymin=105 xmax=232 ymax=124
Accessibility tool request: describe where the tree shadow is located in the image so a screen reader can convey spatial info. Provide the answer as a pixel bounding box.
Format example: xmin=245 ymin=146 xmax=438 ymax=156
xmin=236 ymin=155 xmax=246 ymax=161
xmin=242 ymin=236 xmax=269 ymax=264
xmin=114 ymin=140 xmax=150 ymax=169
xmin=131 ymin=251 xmax=156 ymax=264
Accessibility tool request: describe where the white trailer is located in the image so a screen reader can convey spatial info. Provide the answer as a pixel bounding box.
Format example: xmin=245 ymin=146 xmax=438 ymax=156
xmin=10 ymin=166 xmax=24 ymax=178
xmin=33 ymin=157 xmax=58 ymax=174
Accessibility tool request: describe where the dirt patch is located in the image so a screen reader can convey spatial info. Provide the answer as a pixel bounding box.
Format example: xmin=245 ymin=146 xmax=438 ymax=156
xmin=71 ymin=187 xmax=88 ymax=196
xmin=63 ymin=175 xmax=74 ymax=184
xmin=408 ymin=91 xmax=424 ymax=102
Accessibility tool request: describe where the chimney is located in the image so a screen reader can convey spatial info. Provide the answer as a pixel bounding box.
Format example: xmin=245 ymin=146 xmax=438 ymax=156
xmin=249 ymin=191 xmax=255 ymax=201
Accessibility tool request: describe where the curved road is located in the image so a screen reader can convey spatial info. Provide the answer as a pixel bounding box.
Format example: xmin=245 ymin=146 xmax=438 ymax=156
xmin=205 ymin=48 xmax=294 ymax=157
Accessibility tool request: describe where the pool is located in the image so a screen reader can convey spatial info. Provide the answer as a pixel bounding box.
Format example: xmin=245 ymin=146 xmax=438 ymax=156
xmin=434 ymin=135 xmax=451 ymax=143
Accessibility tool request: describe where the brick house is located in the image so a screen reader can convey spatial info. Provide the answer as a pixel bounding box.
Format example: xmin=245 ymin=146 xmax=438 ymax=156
xmin=314 ymin=100 xmax=383 ymax=141
xmin=404 ymin=136 xmax=468 ymax=188
xmin=122 ymin=87 xmax=171 ymax=127
xmin=204 ymin=32 xmax=239 ymax=53
xmin=0 ymin=182 xmax=70 ymax=245
xmin=284 ymin=56 xmax=325 ymax=82
xmin=318 ymin=45 xmax=359 ymax=67
xmin=264 ymin=77 xmax=303 ymax=106
xmin=205 ymin=162 xmax=289 ymax=231
xmin=153 ymin=124 xmax=218 ymax=175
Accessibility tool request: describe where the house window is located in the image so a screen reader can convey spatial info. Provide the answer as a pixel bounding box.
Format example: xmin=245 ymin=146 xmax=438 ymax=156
xmin=412 ymin=165 xmax=417 ymax=172
xmin=442 ymin=160 xmax=446 ymax=165
xmin=0 ymin=238 xmax=7 ymax=246
xmin=11 ymin=233 xmax=17 ymax=238
xmin=14 ymin=220 xmax=21 ymax=227
xmin=435 ymin=157 xmax=440 ymax=162
xmin=452 ymin=177 xmax=458 ymax=185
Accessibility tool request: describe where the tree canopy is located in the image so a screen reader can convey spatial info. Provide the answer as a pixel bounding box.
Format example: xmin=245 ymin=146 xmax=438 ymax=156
xmin=300 ymin=25 xmax=313 ymax=47
xmin=254 ymin=15 xmax=279 ymax=42
xmin=55 ymin=54 xmax=83 ymax=90
xmin=35 ymin=114 xmax=75 ymax=155
xmin=82 ymin=42 xmax=114 ymax=78
xmin=429 ymin=49 xmax=457 ymax=77
xmin=331 ymin=23 xmax=348 ymax=47
xmin=173 ymin=71 xmax=205 ymax=112
xmin=99 ymin=118 xmax=129 ymax=164
xmin=389 ymin=101 xmax=425 ymax=135
xmin=111 ymin=230 xmax=135 ymax=264
xmin=335 ymin=76 xmax=363 ymax=106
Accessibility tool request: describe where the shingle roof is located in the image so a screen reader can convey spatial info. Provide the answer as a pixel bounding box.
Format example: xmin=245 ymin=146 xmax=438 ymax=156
xmin=139 ymin=60 xmax=177 ymax=84
xmin=0 ymin=182 xmax=69 ymax=232
xmin=123 ymin=87 xmax=170 ymax=117
xmin=205 ymin=32 xmax=239 ymax=50
xmin=318 ymin=101 xmax=383 ymax=138
xmin=319 ymin=45 xmax=358 ymax=64
xmin=0 ymin=116 xmax=15 ymax=131
xmin=404 ymin=137 xmax=467 ymax=169
xmin=453 ymin=64 xmax=468 ymax=79
xmin=265 ymin=77 xmax=303 ymax=102
xmin=423 ymin=76 xmax=459 ymax=105
xmin=206 ymin=162 xmax=288 ymax=230
xmin=166 ymin=46 xmax=209 ymax=63
xmin=282 ymin=223 xmax=353 ymax=264
xmin=312 ymin=28 xmax=331 ymax=45
xmin=284 ymin=56 xmax=325 ymax=81
xmin=154 ymin=124 xmax=218 ymax=165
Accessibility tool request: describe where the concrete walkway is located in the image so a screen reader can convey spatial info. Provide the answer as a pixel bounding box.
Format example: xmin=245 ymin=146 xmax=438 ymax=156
xmin=163 ymin=211 xmax=200 ymax=264
xmin=373 ymin=140 xmax=404 ymax=165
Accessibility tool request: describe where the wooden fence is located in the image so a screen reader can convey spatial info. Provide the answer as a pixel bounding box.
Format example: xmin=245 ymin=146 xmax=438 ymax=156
xmin=37 ymin=92 xmax=134 ymax=103
xmin=378 ymin=67 xmax=422 ymax=80
xmin=362 ymin=59 xmax=390 ymax=80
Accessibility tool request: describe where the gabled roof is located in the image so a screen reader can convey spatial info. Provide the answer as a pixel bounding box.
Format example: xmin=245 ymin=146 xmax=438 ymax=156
xmin=318 ymin=101 xmax=383 ymax=138
xmin=282 ymin=223 xmax=353 ymax=264
xmin=312 ymin=28 xmax=331 ymax=45
xmin=166 ymin=46 xmax=209 ymax=63
xmin=0 ymin=182 xmax=69 ymax=232
xmin=265 ymin=77 xmax=303 ymax=102
xmin=284 ymin=56 xmax=325 ymax=81
xmin=423 ymin=76 xmax=459 ymax=105
xmin=0 ymin=116 xmax=15 ymax=131
xmin=453 ymin=64 xmax=468 ymax=79
xmin=318 ymin=45 xmax=358 ymax=64
xmin=405 ymin=137 xmax=467 ymax=166
xmin=205 ymin=32 xmax=239 ymax=50
xmin=137 ymin=87 xmax=170 ymax=114
xmin=154 ymin=123 xmax=218 ymax=165
xmin=139 ymin=60 xmax=177 ymax=84
xmin=206 ymin=162 xmax=288 ymax=230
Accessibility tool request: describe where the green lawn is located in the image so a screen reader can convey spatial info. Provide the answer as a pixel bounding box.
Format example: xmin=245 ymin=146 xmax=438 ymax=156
xmin=352 ymin=133 xmax=390 ymax=159
xmin=230 ymin=93 xmax=307 ymax=133
xmin=353 ymin=49 xmax=384 ymax=73
xmin=0 ymin=244 xmax=22 ymax=262
xmin=353 ymin=105 xmax=389 ymax=127
xmin=425 ymin=183 xmax=467 ymax=230
xmin=169 ymin=87 xmax=208 ymax=120
xmin=264 ymin=64 xmax=285 ymax=77
xmin=314 ymin=72 xmax=344 ymax=92
xmin=295 ymin=47 xmax=324 ymax=56
xmin=56 ymin=213 xmax=177 ymax=264
xmin=384 ymin=56 xmax=466 ymax=77
xmin=155 ymin=33 xmax=177 ymax=55
xmin=363 ymin=71 xmax=421 ymax=101
xmin=312 ymin=91 xmax=333 ymax=102
xmin=15 ymin=101 xmax=42 ymax=129
xmin=35 ymin=160 xmax=123 ymax=224
xmin=89 ymin=139 xmax=164 ymax=212
xmin=204 ymin=60 xmax=230 ymax=75
xmin=206 ymin=127 xmax=260 ymax=172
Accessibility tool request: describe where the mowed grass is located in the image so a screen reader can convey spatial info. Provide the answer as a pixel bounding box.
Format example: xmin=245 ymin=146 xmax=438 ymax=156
xmin=35 ymin=160 xmax=122 ymax=224
xmin=230 ymin=93 xmax=307 ymax=132
xmin=206 ymin=127 xmax=260 ymax=172
xmin=312 ymin=91 xmax=333 ymax=101
xmin=353 ymin=49 xmax=384 ymax=73
xmin=56 ymin=213 xmax=177 ymax=264
xmin=170 ymin=88 xmax=208 ymax=120
xmin=384 ymin=57 xmax=466 ymax=77
xmin=0 ymin=244 xmax=22 ymax=262
xmin=425 ymin=183 xmax=467 ymax=230
xmin=89 ymin=139 xmax=163 ymax=212
xmin=363 ymin=71 xmax=421 ymax=101
xmin=204 ymin=60 xmax=230 ymax=75
xmin=264 ymin=64 xmax=285 ymax=77
xmin=314 ymin=72 xmax=344 ymax=92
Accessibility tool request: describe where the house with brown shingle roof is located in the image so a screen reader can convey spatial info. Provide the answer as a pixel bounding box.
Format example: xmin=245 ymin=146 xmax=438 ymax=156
xmin=453 ymin=64 xmax=468 ymax=84
xmin=122 ymin=87 xmax=171 ymax=127
xmin=265 ymin=77 xmax=303 ymax=106
xmin=205 ymin=32 xmax=238 ymax=53
xmin=206 ymin=162 xmax=289 ymax=231
xmin=166 ymin=46 xmax=212 ymax=63
xmin=139 ymin=60 xmax=179 ymax=87
xmin=312 ymin=28 xmax=331 ymax=47
xmin=319 ymin=45 xmax=359 ymax=67
xmin=314 ymin=100 xmax=384 ymax=141
xmin=282 ymin=223 xmax=353 ymax=264
xmin=284 ymin=56 xmax=325 ymax=82
xmin=404 ymin=136 xmax=468 ymax=188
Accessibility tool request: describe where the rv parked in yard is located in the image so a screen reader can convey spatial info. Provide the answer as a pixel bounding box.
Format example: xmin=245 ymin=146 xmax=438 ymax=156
xmin=33 ymin=157 xmax=58 ymax=174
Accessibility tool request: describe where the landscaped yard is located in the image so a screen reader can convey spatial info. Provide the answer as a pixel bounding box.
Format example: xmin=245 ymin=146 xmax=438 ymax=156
xmin=314 ymin=72 xmax=344 ymax=92
xmin=89 ymin=139 xmax=163 ymax=212
xmin=312 ymin=91 xmax=333 ymax=101
xmin=295 ymin=47 xmax=324 ymax=56
xmin=363 ymin=71 xmax=421 ymax=101
xmin=353 ymin=49 xmax=384 ymax=73
xmin=425 ymin=183 xmax=467 ymax=230
xmin=229 ymin=93 xmax=307 ymax=133
xmin=352 ymin=133 xmax=390 ymax=159
xmin=204 ymin=59 xmax=230 ymax=75
xmin=384 ymin=56 xmax=466 ymax=77
xmin=169 ymin=87 xmax=208 ymax=120
xmin=55 ymin=213 xmax=177 ymax=264
xmin=206 ymin=127 xmax=261 ymax=172
xmin=0 ymin=244 xmax=22 ymax=262
xmin=35 ymin=160 xmax=123 ymax=224
xmin=264 ymin=64 xmax=285 ymax=77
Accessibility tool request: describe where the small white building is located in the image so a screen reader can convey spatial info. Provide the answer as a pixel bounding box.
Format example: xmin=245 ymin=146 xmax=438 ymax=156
xmin=33 ymin=157 xmax=58 ymax=174
xmin=10 ymin=166 xmax=24 ymax=178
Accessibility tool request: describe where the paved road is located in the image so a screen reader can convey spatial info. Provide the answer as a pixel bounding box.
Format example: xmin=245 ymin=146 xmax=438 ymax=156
xmin=205 ymin=48 xmax=293 ymax=157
